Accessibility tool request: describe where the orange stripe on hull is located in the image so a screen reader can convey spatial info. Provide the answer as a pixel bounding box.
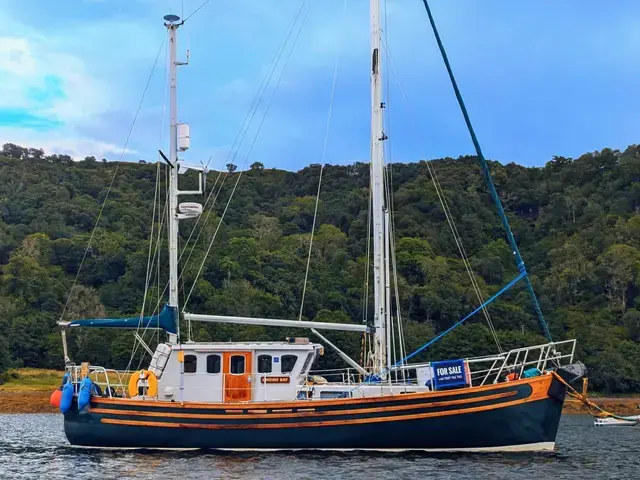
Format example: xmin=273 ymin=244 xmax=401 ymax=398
xmin=90 ymin=391 xmax=517 ymax=420
xmin=99 ymin=393 xmax=548 ymax=430
xmin=92 ymin=373 xmax=554 ymax=411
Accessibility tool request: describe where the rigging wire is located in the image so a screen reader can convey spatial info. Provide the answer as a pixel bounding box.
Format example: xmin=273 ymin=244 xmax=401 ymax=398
xmin=380 ymin=0 xmax=408 ymax=372
xmin=360 ymin=182 xmax=372 ymax=368
xmin=159 ymin=163 xmax=168 ymax=346
xmin=133 ymin=160 xmax=161 ymax=348
xmin=183 ymin=0 xmax=211 ymax=23
xmin=362 ymin=187 xmax=372 ymax=325
xmin=178 ymin=170 xmax=227 ymax=272
xmin=426 ymin=160 xmax=502 ymax=351
xmin=127 ymin=176 xmax=172 ymax=367
xmin=298 ymin=0 xmax=347 ymax=321
xmin=139 ymin=36 xmax=169 ymax=321
xmin=183 ymin=0 xmax=313 ymax=310
xmin=126 ymin=170 xmax=171 ymax=371
xmin=379 ymin=32 xmax=501 ymax=352
xmin=419 ymin=0 xmax=551 ymax=341
xmin=127 ymin=38 xmax=172 ymax=367
xmin=177 ymin=0 xmax=310 ymax=283
xmin=140 ymin=0 xmax=314 ymax=338
xmin=58 ymin=35 xmax=167 ymax=324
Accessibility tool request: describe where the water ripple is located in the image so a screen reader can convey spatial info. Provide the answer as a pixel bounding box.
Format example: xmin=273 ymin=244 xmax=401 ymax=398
xmin=0 ymin=415 xmax=637 ymax=479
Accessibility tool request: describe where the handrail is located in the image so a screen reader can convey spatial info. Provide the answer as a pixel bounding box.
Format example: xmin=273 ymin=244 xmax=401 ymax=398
xmin=65 ymin=339 xmax=577 ymax=401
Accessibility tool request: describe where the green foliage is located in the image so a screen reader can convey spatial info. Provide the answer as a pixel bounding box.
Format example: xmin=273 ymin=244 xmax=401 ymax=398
xmin=1 ymin=144 xmax=640 ymax=392
xmin=0 ymin=335 xmax=10 ymax=375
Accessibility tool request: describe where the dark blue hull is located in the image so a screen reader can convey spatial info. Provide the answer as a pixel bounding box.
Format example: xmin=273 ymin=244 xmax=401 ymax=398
xmin=63 ymin=374 xmax=566 ymax=451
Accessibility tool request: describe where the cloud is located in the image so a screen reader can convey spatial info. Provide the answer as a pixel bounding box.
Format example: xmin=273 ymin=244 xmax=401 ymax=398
xmin=0 ymin=34 xmax=109 ymax=125
xmin=1 ymin=0 xmax=640 ymax=168
xmin=0 ymin=26 xmax=115 ymax=158
xmin=0 ymin=3 xmax=161 ymax=160
xmin=0 ymin=125 xmax=137 ymax=160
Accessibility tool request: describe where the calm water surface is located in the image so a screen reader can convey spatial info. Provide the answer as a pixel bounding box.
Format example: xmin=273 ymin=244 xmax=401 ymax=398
xmin=0 ymin=414 xmax=637 ymax=479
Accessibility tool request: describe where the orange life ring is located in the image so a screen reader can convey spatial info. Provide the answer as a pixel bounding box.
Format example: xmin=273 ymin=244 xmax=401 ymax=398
xmin=127 ymin=369 xmax=158 ymax=398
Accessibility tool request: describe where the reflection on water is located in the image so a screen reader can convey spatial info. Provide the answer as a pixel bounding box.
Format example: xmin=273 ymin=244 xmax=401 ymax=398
xmin=0 ymin=414 xmax=638 ymax=479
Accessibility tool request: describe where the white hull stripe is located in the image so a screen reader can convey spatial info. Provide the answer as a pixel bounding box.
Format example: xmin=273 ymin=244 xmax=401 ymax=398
xmin=67 ymin=442 xmax=555 ymax=453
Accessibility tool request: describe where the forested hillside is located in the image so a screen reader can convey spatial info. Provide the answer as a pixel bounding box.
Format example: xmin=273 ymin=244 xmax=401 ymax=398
xmin=1 ymin=142 xmax=639 ymax=393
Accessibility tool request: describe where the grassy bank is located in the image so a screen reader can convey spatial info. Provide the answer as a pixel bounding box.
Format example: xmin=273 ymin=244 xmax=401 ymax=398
xmin=0 ymin=368 xmax=63 ymax=413
xmin=1 ymin=369 xmax=639 ymax=415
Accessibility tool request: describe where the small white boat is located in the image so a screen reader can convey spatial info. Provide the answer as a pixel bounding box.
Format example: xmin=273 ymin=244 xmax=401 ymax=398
xmin=594 ymin=415 xmax=640 ymax=426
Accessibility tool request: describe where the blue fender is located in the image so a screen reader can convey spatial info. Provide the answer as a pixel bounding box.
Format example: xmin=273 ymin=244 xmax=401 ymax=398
xmin=60 ymin=381 xmax=74 ymax=414
xmin=77 ymin=377 xmax=93 ymax=411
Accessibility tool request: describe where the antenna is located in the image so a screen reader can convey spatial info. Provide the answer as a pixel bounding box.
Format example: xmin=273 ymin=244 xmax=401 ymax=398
xmin=200 ymin=160 xmax=209 ymax=191
xmin=164 ymin=14 xmax=181 ymax=24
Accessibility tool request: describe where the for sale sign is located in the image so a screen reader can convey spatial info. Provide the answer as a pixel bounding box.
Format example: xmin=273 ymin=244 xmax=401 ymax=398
xmin=432 ymin=359 xmax=468 ymax=389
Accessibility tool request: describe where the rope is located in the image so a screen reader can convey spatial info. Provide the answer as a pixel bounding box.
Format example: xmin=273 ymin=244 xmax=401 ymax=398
xmin=419 ymin=0 xmax=551 ymax=341
xmin=58 ymin=36 xmax=167 ymax=324
xmin=551 ymin=372 xmax=637 ymax=422
xmin=298 ymin=0 xmax=347 ymax=321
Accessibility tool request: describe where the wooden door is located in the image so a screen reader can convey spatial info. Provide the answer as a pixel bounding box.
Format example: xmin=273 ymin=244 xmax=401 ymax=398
xmin=223 ymin=352 xmax=252 ymax=403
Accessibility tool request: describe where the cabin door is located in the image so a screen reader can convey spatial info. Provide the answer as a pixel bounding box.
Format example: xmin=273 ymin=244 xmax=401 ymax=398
xmin=223 ymin=352 xmax=252 ymax=403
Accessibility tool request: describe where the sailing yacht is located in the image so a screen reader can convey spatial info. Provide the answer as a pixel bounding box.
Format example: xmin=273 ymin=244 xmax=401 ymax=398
xmin=55 ymin=5 xmax=584 ymax=452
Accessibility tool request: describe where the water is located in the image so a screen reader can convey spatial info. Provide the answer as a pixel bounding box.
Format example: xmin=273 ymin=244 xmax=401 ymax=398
xmin=0 ymin=415 xmax=637 ymax=479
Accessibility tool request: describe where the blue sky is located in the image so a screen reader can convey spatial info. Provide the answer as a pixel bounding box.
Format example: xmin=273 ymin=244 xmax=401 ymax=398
xmin=0 ymin=0 xmax=639 ymax=169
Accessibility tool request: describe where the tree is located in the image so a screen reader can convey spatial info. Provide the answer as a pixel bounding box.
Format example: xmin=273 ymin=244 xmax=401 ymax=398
xmin=26 ymin=148 xmax=45 ymax=160
xmin=1 ymin=142 xmax=640 ymax=392
xmin=623 ymin=309 xmax=640 ymax=342
xmin=2 ymin=143 xmax=26 ymax=159
xmin=0 ymin=334 xmax=10 ymax=376
xmin=598 ymin=244 xmax=640 ymax=312
xmin=226 ymin=163 xmax=237 ymax=173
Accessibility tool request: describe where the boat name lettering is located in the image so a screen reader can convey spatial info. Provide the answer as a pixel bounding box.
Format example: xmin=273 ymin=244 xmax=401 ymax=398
xmin=261 ymin=376 xmax=290 ymax=384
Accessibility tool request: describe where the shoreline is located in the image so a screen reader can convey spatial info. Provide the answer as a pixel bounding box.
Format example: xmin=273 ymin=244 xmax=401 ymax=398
xmin=1 ymin=387 xmax=638 ymax=416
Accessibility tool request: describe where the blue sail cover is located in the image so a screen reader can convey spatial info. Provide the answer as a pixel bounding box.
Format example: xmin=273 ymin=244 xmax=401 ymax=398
xmin=67 ymin=304 xmax=178 ymax=334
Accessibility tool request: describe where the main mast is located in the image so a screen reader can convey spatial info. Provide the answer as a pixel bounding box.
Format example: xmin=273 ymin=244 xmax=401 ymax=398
xmin=166 ymin=14 xmax=185 ymax=343
xmin=370 ymin=0 xmax=389 ymax=375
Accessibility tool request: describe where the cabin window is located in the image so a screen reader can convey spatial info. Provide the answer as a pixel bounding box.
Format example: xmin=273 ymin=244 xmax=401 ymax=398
xmin=281 ymin=355 xmax=298 ymax=374
xmin=184 ymin=354 xmax=197 ymax=374
xmin=206 ymin=354 xmax=221 ymax=374
xmin=320 ymin=391 xmax=351 ymax=399
xmin=301 ymin=352 xmax=315 ymax=373
xmin=257 ymin=355 xmax=272 ymax=373
xmin=230 ymin=355 xmax=245 ymax=374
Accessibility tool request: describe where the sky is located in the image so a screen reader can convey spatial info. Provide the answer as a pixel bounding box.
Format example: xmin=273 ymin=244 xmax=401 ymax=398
xmin=1 ymin=0 xmax=640 ymax=170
